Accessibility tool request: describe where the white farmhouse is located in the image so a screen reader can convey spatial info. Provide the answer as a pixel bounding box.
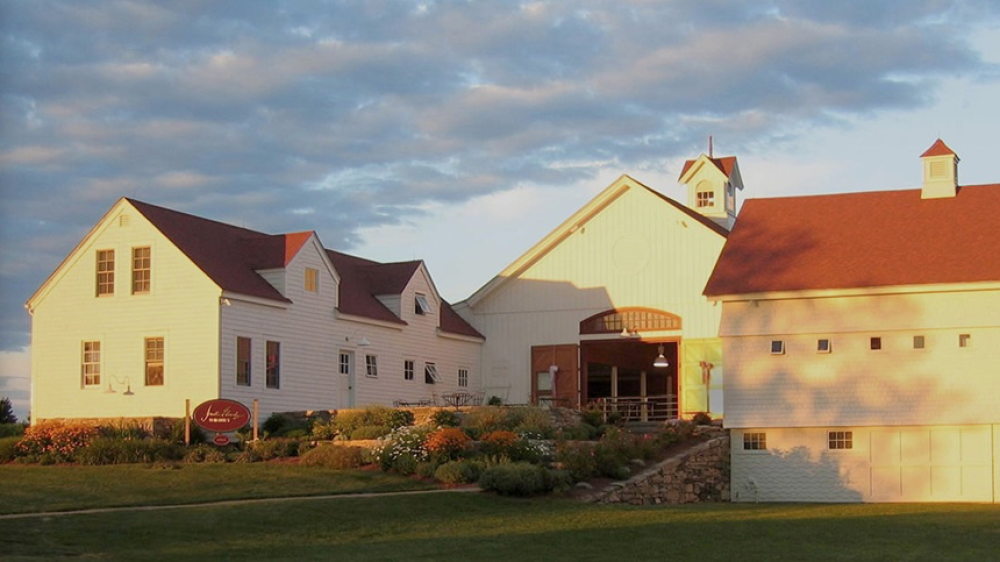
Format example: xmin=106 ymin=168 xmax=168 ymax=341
xmin=26 ymin=198 xmax=483 ymax=423
xmin=457 ymin=153 xmax=743 ymax=419
xmin=705 ymin=140 xmax=1000 ymax=503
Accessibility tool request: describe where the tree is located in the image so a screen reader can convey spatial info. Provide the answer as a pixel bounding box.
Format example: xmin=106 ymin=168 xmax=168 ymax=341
xmin=0 ymin=397 xmax=17 ymax=424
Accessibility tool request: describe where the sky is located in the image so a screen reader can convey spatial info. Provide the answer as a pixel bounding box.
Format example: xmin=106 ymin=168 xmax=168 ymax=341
xmin=1 ymin=1 xmax=999 ymax=420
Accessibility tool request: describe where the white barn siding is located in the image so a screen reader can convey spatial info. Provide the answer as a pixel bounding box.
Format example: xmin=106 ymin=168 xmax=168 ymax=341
xmin=30 ymin=204 xmax=221 ymax=420
xmin=467 ymin=183 xmax=725 ymax=404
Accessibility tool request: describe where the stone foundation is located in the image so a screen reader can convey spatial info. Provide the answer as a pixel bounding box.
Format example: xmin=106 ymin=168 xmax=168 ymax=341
xmin=593 ymin=429 xmax=731 ymax=505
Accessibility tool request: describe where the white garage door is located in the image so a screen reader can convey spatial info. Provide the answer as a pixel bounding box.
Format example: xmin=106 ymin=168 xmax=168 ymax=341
xmin=869 ymin=426 xmax=993 ymax=502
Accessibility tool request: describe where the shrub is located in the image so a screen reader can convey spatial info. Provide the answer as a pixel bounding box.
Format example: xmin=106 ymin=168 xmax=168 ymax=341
xmin=424 ymin=427 xmax=471 ymax=462
xmin=17 ymin=421 xmax=100 ymax=462
xmin=183 ymin=444 xmax=228 ymax=463
xmin=0 ymin=423 xmax=27 ymax=439
xmin=480 ymin=430 xmax=518 ymax=458
xmin=334 ymin=406 xmax=413 ymax=437
xmin=429 ymin=409 xmax=461 ymax=428
xmin=300 ymin=445 xmax=365 ymax=469
xmin=371 ymin=425 xmax=433 ymax=472
xmin=461 ymin=406 xmax=510 ymax=434
xmin=557 ymin=423 xmax=598 ymax=441
xmin=691 ymin=412 xmax=713 ymax=426
xmin=170 ymin=420 xmax=206 ymax=445
xmin=77 ymin=438 xmax=183 ymax=465
xmin=462 ymin=406 xmax=552 ymax=437
xmin=0 ymin=436 xmax=22 ymax=462
xmin=435 ymin=460 xmax=483 ymax=484
xmin=240 ymin=438 xmax=299 ymax=462
xmin=100 ymin=421 xmax=150 ymax=441
xmin=479 ymin=462 xmax=550 ymax=496
xmin=480 ymin=430 xmax=547 ymax=463
xmin=554 ymin=441 xmax=597 ymax=481
xmin=510 ymin=407 xmax=553 ymax=439
xmin=416 ymin=460 xmax=440 ymax=479
xmin=310 ymin=419 xmax=337 ymax=441
xmin=392 ymin=452 xmax=419 ymax=475
xmin=350 ymin=425 xmax=392 ymax=440
xmin=486 ymin=396 xmax=503 ymax=406
xmin=660 ymin=420 xmax=696 ymax=446
xmin=580 ymin=404 xmax=605 ymax=428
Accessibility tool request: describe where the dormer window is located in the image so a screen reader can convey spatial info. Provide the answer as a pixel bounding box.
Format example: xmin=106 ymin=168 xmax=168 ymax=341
xmin=415 ymin=293 xmax=433 ymax=315
xmin=304 ymin=268 xmax=319 ymax=293
xmin=696 ymin=190 xmax=715 ymax=208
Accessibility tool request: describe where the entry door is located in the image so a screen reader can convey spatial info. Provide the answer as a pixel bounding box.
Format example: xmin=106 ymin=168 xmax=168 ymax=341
xmin=530 ymin=345 xmax=579 ymax=407
xmin=339 ymin=350 xmax=356 ymax=408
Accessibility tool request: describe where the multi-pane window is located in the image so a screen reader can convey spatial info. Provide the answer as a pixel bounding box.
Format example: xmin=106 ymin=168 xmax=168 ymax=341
xmin=959 ymin=334 xmax=971 ymax=348
xmin=743 ymin=432 xmax=767 ymax=450
xmin=339 ymin=352 xmax=351 ymax=375
xmin=870 ymin=337 xmax=882 ymax=351
xmin=828 ymin=431 xmax=853 ymax=450
xmin=458 ymin=368 xmax=469 ymax=388
xmin=82 ymin=341 xmax=101 ymax=386
xmin=425 ymin=363 xmax=440 ymax=384
xmin=913 ymin=335 xmax=925 ymax=349
xmin=304 ymin=268 xmax=319 ymax=293
xmin=96 ymin=250 xmax=115 ymax=296
xmin=266 ymin=341 xmax=280 ymax=389
xmin=145 ymin=337 xmax=164 ymax=386
xmin=696 ymin=190 xmax=714 ymax=208
xmin=236 ymin=337 xmax=251 ymax=386
xmin=365 ymin=354 xmax=378 ymax=378
xmin=404 ymin=360 xmax=415 ymax=381
xmin=132 ymin=247 xmax=151 ymax=294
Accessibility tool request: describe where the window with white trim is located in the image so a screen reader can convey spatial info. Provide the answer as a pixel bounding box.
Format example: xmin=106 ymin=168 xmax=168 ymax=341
xmin=82 ymin=341 xmax=101 ymax=387
xmin=365 ymin=354 xmax=378 ymax=378
xmin=404 ymin=360 xmax=415 ymax=381
xmin=266 ymin=341 xmax=280 ymax=389
xmin=339 ymin=352 xmax=351 ymax=375
xmin=828 ymin=431 xmax=853 ymax=450
xmin=145 ymin=337 xmax=164 ymax=386
xmin=96 ymin=250 xmax=115 ymax=296
xmin=870 ymin=337 xmax=882 ymax=351
xmin=415 ymin=293 xmax=433 ymax=315
xmin=425 ymin=363 xmax=440 ymax=384
xmin=236 ymin=337 xmax=251 ymax=386
xmin=458 ymin=368 xmax=469 ymax=388
xmin=132 ymin=247 xmax=151 ymax=294
xmin=770 ymin=340 xmax=785 ymax=355
xmin=743 ymin=432 xmax=767 ymax=450
xmin=304 ymin=268 xmax=319 ymax=293
xmin=959 ymin=334 xmax=971 ymax=348
xmin=696 ymin=190 xmax=715 ymax=208
xmin=913 ymin=335 xmax=925 ymax=349
xmin=817 ymin=339 xmax=831 ymax=353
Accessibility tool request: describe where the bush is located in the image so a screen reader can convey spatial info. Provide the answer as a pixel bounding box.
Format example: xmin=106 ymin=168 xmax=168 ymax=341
xmin=429 ymin=409 xmax=461 ymax=428
xmin=0 ymin=423 xmax=27 ymax=439
xmin=555 ymin=441 xmax=597 ymax=481
xmin=424 ymin=427 xmax=471 ymax=462
xmin=334 ymin=406 xmax=414 ymax=438
xmin=660 ymin=420 xmax=697 ymax=446
xmin=310 ymin=419 xmax=337 ymax=441
xmin=479 ymin=462 xmax=551 ymax=496
xmin=0 ymin=436 xmax=22 ymax=462
xmin=435 ymin=460 xmax=483 ymax=484
xmin=691 ymin=412 xmax=713 ymax=426
xmin=462 ymin=406 xmax=552 ymax=437
xmin=77 ymin=438 xmax=183 ymax=465
xmin=300 ymin=445 xmax=365 ymax=469
xmin=557 ymin=423 xmax=598 ymax=441
xmin=416 ymin=460 xmax=440 ymax=479
xmin=486 ymin=396 xmax=503 ymax=406
xmin=100 ymin=421 xmax=150 ymax=441
xmin=480 ymin=430 xmax=547 ymax=463
xmin=392 ymin=452 xmax=419 ymax=475
xmin=183 ymin=444 xmax=228 ymax=463
xmin=350 ymin=425 xmax=392 ymax=440
xmin=371 ymin=425 xmax=433 ymax=472
xmin=169 ymin=419 xmax=207 ymax=445
xmin=580 ymin=404 xmax=605 ymax=428
xmin=17 ymin=421 xmax=100 ymax=462
xmin=240 ymin=438 xmax=300 ymax=462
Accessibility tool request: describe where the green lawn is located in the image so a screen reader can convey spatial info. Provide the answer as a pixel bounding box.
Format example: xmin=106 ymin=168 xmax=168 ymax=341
xmin=0 ymin=463 xmax=434 ymax=514
xmin=2 ymin=464 xmax=998 ymax=561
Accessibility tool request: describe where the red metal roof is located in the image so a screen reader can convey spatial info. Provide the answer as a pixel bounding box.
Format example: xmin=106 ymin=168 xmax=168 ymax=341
xmin=920 ymin=138 xmax=957 ymax=158
xmin=704 ymin=184 xmax=1000 ymax=296
xmin=679 ymin=156 xmax=738 ymax=181
xmin=129 ymin=199 xmax=482 ymax=337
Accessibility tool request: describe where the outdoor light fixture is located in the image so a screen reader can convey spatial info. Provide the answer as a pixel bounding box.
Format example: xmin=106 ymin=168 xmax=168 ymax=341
xmin=653 ymin=345 xmax=669 ymax=368
xmin=103 ymin=375 xmax=135 ymax=396
xmin=345 ymin=331 xmax=371 ymax=347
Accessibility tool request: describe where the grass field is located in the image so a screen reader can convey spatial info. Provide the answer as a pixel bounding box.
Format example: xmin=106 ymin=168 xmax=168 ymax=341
xmin=2 ymin=464 xmax=999 ymax=561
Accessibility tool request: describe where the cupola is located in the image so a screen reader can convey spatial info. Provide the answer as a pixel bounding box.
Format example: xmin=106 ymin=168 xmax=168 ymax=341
xmin=920 ymin=139 xmax=959 ymax=199
xmin=678 ymin=144 xmax=743 ymax=230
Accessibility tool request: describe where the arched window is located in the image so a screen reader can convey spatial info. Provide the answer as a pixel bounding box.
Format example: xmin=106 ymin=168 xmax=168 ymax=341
xmin=580 ymin=307 xmax=682 ymax=335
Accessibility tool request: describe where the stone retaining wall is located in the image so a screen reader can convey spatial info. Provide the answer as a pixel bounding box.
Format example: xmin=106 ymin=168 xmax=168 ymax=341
xmin=594 ymin=429 xmax=731 ymax=505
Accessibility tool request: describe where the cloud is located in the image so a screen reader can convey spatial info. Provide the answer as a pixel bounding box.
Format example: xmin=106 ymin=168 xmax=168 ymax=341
xmin=1 ymin=0 xmax=999 ymax=353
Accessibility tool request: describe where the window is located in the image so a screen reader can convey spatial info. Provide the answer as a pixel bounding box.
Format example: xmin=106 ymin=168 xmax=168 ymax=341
xmin=365 ymin=354 xmax=378 ymax=378
xmin=817 ymin=339 xmax=831 ymax=353
xmin=770 ymin=340 xmax=785 ymax=355
xmin=82 ymin=341 xmax=101 ymax=387
xmin=304 ymin=268 xmax=319 ymax=293
xmin=828 ymin=431 xmax=853 ymax=450
xmin=145 ymin=337 xmax=164 ymax=386
xmin=339 ymin=352 xmax=351 ymax=375
xmin=425 ymin=363 xmax=440 ymax=384
xmin=236 ymin=337 xmax=251 ymax=386
xmin=458 ymin=368 xmax=469 ymax=388
xmin=404 ymin=360 xmax=415 ymax=381
xmin=266 ymin=341 xmax=280 ymax=389
xmin=415 ymin=293 xmax=433 ymax=315
xmin=743 ymin=432 xmax=767 ymax=450
xmin=132 ymin=247 xmax=151 ymax=294
xmin=696 ymin=190 xmax=715 ymax=208
xmin=913 ymin=335 xmax=925 ymax=349
xmin=870 ymin=337 xmax=882 ymax=351
xmin=959 ymin=334 xmax=971 ymax=348
xmin=96 ymin=249 xmax=115 ymax=296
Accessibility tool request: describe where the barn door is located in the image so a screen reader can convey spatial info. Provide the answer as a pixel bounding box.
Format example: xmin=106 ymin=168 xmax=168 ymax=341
xmin=530 ymin=345 xmax=579 ymax=407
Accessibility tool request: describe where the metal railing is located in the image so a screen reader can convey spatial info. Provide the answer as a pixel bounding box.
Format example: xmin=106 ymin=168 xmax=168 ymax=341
xmin=590 ymin=395 xmax=678 ymax=423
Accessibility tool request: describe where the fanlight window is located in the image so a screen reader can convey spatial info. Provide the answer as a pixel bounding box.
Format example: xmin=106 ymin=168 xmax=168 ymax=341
xmin=580 ymin=308 xmax=681 ymax=335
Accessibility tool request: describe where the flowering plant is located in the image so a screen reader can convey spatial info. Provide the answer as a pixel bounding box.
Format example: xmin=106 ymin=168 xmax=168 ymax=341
xmin=17 ymin=421 xmax=100 ymax=462
xmin=424 ymin=427 xmax=471 ymax=461
xmin=371 ymin=425 xmax=433 ymax=473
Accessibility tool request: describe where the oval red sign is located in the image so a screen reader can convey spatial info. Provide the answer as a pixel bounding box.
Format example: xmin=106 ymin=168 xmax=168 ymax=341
xmin=192 ymin=399 xmax=251 ymax=432
xmin=212 ymin=434 xmax=231 ymax=446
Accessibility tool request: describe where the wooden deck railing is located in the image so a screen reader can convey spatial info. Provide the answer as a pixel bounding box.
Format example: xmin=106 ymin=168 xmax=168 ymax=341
xmin=590 ymin=395 xmax=678 ymax=422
